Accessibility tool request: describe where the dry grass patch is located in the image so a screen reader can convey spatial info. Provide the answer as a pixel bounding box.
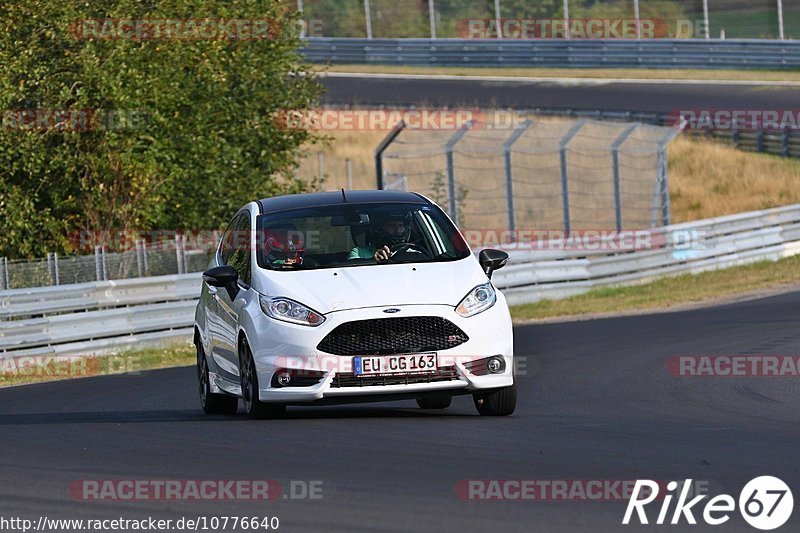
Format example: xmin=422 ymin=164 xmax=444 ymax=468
xmin=669 ymin=136 xmax=800 ymax=222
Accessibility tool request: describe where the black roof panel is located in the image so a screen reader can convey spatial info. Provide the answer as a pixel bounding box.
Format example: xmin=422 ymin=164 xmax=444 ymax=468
xmin=256 ymin=190 xmax=429 ymax=214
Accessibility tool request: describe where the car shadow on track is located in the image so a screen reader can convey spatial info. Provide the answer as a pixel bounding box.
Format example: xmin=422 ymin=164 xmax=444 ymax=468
xmin=0 ymin=407 xmax=476 ymax=425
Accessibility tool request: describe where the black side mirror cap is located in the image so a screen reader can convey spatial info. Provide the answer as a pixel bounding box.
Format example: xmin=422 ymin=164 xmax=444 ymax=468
xmin=478 ymin=249 xmax=509 ymax=279
xmin=203 ymin=265 xmax=239 ymax=298
xmin=203 ymin=265 xmax=238 ymax=287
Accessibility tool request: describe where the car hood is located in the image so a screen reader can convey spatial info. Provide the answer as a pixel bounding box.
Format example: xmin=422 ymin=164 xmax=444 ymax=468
xmin=255 ymin=257 xmax=488 ymax=315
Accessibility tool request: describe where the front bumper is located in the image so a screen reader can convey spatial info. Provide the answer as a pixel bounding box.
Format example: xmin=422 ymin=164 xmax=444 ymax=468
xmin=248 ymin=302 xmax=514 ymax=403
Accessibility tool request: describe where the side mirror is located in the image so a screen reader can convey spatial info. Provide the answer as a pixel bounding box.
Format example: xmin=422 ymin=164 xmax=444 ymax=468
xmin=478 ymin=249 xmax=509 ymax=279
xmin=203 ymin=265 xmax=239 ymax=298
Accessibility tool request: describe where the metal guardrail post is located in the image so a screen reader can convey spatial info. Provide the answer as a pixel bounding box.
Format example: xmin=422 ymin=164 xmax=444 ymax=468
xmin=757 ymin=131 xmax=765 ymax=153
xmin=374 ymin=121 xmax=405 ymax=189
xmin=0 ymin=257 xmax=8 ymax=290
xmin=558 ymin=121 xmax=586 ymax=235
xmin=611 ymin=124 xmax=638 ymax=232
xmin=444 ymin=120 xmax=473 ymax=226
xmin=502 ymin=120 xmax=532 ymax=234
xmin=176 ymin=234 xmax=186 ymax=275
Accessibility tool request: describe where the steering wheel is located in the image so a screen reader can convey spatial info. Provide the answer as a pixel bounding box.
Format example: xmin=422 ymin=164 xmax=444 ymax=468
xmin=388 ymin=241 xmax=430 ymax=259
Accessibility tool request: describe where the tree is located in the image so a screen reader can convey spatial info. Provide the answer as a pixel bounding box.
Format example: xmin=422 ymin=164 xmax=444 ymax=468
xmin=0 ymin=0 xmax=322 ymax=258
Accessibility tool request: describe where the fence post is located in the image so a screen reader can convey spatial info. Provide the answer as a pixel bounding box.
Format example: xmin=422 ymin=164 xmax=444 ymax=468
xmin=0 ymin=257 xmax=8 ymax=290
xmin=494 ymin=0 xmax=503 ymax=39
xmin=444 ymin=121 xmax=473 ymax=226
xmin=176 ymin=234 xmax=186 ymax=275
xmin=655 ymin=128 xmax=680 ymax=227
xmin=363 ymin=0 xmax=372 ymax=39
xmin=136 ymin=239 xmax=146 ymax=277
xmin=502 ymin=120 xmax=532 ymax=234
xmin=778 ymin=0 xmax=785 ymax=40
xmin=95 ymin=245 xmax=107 ymax=281
xmin=47 ymin=252 xmax=54 ymax=285
xmin=611 ymin=124 xmax=638 ymax=232
xmin=47 ymin=252 xmax=60 ymax=286
xmin=558 ymin=121 xmax=586 ymax=235
xmin=374 ymin=121 xmax=406 ymax=189
xmin=756 ymin=130 xmax=765 ymax=153
xmin=732 ymin=129 xmax=740 ymax=149
xmin=428 ymin=0 xmax=436 ymax=39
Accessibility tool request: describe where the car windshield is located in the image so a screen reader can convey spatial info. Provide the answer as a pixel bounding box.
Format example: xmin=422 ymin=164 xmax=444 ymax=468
xmin=256 ymin=202 xmax=470 ymax=270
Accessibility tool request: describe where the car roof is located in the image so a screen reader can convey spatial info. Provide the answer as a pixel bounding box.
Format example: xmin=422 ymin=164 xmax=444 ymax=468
xmin=255 ymin=190 xmax=430 ymax=215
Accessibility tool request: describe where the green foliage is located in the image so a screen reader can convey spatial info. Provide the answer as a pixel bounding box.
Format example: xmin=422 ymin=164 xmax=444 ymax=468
xmin=0 ymin=0 xmax=322 ymax=259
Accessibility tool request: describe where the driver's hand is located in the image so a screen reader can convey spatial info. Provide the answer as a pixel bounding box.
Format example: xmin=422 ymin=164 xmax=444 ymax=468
xmin=374 ymin=245 xmax=391 ymax=262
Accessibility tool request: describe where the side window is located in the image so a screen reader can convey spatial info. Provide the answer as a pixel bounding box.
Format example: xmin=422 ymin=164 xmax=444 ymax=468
xmin=228 ymin=212 xmax=252 ymax=286
xmin=219 ymin=214 xmax=240 ymax=265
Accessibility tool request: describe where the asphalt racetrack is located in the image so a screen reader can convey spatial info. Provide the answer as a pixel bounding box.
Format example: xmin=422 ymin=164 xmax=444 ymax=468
xmin=321 ymin=73 xmax=800 ymax=114
xmin=1 ymin=291 xmax=799 ymax=532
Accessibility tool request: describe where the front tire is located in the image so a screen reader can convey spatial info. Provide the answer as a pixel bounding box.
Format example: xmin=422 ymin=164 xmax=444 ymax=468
xmin=473 ymin=383 xmax=516 ymax=416
xmin=197 ymin=342 xmax=238 ymax=415
xmin=240 ymin=341 xmax=286 ymax=419
xmin=416 ymin=395 xmax=452 ymax=409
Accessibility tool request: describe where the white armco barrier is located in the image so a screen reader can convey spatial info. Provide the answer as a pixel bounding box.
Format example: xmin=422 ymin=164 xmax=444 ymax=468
xmin=3 ymin=204 xmax=800 ymax=356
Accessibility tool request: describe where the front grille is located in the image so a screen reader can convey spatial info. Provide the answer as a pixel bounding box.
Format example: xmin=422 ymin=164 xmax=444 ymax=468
xmin=330 ymin=365 xmax=460 ymax=388
xmin=317 ymin=316 xmax=469 ymax=356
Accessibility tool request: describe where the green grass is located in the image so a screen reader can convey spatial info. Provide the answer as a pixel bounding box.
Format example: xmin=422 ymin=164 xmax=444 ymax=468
xmin=321 ymin=64 xmax=800 ymax=82
xmin=0 ymin=342 xmax=196 ymax=387
xmin=510 ymin=254 xmax=800 ymax=321
xmin=707 ymin=8 xmax=800 ymax=39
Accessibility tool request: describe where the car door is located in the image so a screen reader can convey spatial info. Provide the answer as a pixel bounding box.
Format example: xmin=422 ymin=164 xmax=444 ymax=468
xmin=208 ymin=213 xmax=243 ymax=379
xmin=214 ymin=210 xmax=253 ymax=381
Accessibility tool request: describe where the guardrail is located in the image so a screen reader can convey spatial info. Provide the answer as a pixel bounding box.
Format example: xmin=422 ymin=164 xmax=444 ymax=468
xmin=497 ymin=204 xmax=800 ymax=305
xmin=3 ymin=203 xmax=800 ymax=356
xmin=301 ymin=38 xmax=800 ymax=70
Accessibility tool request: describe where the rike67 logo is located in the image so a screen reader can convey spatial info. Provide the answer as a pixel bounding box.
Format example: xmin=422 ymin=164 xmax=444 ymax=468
xmin=623 ymin=476 xmax=793 ymax=530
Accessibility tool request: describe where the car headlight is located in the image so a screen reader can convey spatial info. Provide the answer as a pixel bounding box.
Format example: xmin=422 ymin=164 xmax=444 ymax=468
xmin=455 ymin=282 xmax=496 ymax=317
xmin=259 ymin=295 xmax=325 ymax=326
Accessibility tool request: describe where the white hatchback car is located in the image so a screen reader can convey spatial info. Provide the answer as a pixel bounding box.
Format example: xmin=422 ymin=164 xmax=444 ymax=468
xmin=194 ymin=190 xmax=515 ymax=418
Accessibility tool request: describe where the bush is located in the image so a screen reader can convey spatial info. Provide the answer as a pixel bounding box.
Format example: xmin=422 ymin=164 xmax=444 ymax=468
xmin=0 ymin=0 xmax=322 ymax=259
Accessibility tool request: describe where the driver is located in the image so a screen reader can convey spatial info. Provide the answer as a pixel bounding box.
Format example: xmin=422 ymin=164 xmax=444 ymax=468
xmin=348 ymin=211 xmax=416 ymax=262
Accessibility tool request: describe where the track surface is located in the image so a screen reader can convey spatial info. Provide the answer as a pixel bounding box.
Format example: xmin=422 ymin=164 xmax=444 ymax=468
xmin=2 ymin=292 xmax=800 ymax=532
xmin=321 ymin=74 xmax=799 ymax=112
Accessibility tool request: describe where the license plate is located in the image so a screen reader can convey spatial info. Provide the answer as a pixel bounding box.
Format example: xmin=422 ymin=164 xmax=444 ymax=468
xmin=353 ymin=353 xmax=437 ymax=377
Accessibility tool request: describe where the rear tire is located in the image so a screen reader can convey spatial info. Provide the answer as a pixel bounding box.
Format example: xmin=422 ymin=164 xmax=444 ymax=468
xmin=416 ymin=395 xmax=452 ymax=409
xmin=473 ymin=383 xmax=516 ymax=416
xmin=240 ymin=341 xmax=286 ymax=420
xmin=197 ymin=342 xmax=238 ymax=415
